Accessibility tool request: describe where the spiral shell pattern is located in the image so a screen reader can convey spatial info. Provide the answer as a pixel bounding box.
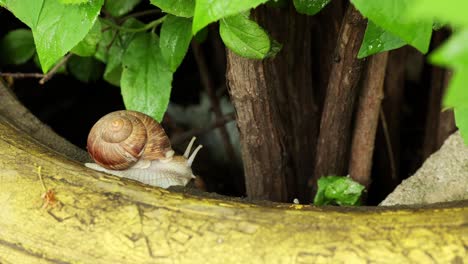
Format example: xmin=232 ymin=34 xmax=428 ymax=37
xmin=87 ymin=110 xmax=173 ymax=170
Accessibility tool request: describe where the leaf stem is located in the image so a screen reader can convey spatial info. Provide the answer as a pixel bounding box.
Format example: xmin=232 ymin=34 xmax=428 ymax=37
xmin=39 ymin=53 xmax=72 ymax=85
xmin=101 ymin=16 xmax=166 ymax=33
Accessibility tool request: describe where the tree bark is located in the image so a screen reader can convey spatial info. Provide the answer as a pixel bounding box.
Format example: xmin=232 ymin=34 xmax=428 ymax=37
xmin=349 ymin=52 xmax=389 ymax=187
xmin=0 ymin=114 xmax=466 ymax=263
xmin=226 ymin=4 xmax=318 ymax=202
xmin=311 ymin=5 xmax=366 ymax=190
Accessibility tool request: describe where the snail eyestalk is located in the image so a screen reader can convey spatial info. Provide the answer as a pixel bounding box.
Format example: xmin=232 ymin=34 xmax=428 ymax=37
xmin=184 ymin=137 xmax=197 ymax=158
xmin=188 ymin=145 xmax=203 ymax=167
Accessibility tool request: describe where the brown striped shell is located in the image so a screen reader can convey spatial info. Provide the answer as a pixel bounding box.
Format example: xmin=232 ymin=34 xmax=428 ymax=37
xmin=87 ymin=110 xmax=174 ymax=170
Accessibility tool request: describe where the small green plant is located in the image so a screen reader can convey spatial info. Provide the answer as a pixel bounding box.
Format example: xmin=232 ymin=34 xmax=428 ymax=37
xmin=313 ymin=176 xmax=365 ymax=206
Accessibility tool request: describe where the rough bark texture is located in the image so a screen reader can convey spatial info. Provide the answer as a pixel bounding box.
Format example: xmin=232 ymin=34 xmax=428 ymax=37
xmin=0 ymin=116 xmax=467 ymax=263
xmin=311 ymin=6 xmax=366 ymax=189
xmin=312 ymin=0 xmax=346 ymax=110
xmin=349 ymin=52 xmax=389 ymax=187
xmin=226 ymin=5 xmax=318 ymax=202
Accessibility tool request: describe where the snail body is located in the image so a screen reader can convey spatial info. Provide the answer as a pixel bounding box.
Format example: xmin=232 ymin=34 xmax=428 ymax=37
xmin=85 ymin=110 xmax=202 ymax=188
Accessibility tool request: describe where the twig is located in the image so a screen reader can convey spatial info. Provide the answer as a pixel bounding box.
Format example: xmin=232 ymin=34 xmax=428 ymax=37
xmin=170 ymin=113 xmax=236 ymax=146
xmin=37 ymin=165 xmax=47 ymax=192
xmin=39 ymin=53 xmax=72 ymax=85
xmin=380 ymin=109 xmax=397 ymax=181
xmin=36 ymin=165 xmax=59 ymax=209
xmin=100 ymin=16 xmax=166 ymax=33
xmin=0 ymin=72 xmax=44 ymax=79
xmin=191 ymin=41 xmax=237 ymax=162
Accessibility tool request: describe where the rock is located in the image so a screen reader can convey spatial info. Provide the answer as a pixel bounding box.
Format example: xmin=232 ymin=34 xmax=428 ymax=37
xmin=380 ymin=131 xmax=468 ymax=206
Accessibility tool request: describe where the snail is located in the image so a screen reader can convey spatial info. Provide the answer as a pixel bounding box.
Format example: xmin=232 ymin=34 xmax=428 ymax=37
xmin=84 ymin=110 xmax=202 ymax=189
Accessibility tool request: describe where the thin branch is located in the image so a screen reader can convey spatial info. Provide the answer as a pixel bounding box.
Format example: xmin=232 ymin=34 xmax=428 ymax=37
xmin=191 ymin=41 xmax=237 ymax=162
xmin=100 ymin=16 xmax=166 ymax=33
xmin=380 ymin=109 xmax=397 ymax=181
xmin=170 ymin=113 xmax=236 ymax=145
xmin=0 ymin=72 xmax=44 ymax=79
xmin=39 ymin=53 xmax=72 ymax=85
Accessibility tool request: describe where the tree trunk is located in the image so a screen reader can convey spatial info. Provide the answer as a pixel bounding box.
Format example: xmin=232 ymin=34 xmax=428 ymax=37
xmin=226 ymin=4 xmax=318 ymax=202
xmin=0 ymin=112 xmax=466 ymax=263
xmin=311 ymin=5 xmax=366 ymax=190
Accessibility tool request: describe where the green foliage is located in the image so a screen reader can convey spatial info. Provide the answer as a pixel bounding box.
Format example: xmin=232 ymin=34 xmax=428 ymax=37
xmin=2 ymin=0 xmax=103 ymax=72
xmin=104 ymin=0 xmax=141 ymax=17
xmin=351 ymin=0 xmax=433 ymax=54
xmin=150 ymin=0 xmax=194 ymax=18
xmin=430 ymin=29 xmax=468 ymax=68
xmin=59 ymin=0 xmax=89 ymax=4
xmin=351 ymin=0 xmax=468 ymax=143
xmin=121 ymin=33 xmax=173 ymax=122
xmin=0 ymin=0 xmax=279 ymax=120
xmin=160 ymin=15 xmax=193 ymax=72
xmin=0 ymin=29 xmax=35 ymax=65
xmin=408 ymin=0 xmax=468 ymax=28
xmin=192 ymin=0 xmax=269 ymax=34
xmin=358 ymin=21 xmax=405 ymax=59
xmin=314 ymin=176 xmax=365 ymax=206
xmin=293 ymin=0 xmax=330 ymax=16
xmin=95 ymin=18 xmax=144 ymax=87
xmin=407 ymin=0 xmax=468 ymax=143
xmin=1 ymin=0 xmax=465 ymax=138
xmin=220 ymin=13 xmax=271 ymax=59
xmin=67 ymin=56 xmax=104 ymax=83
xmin=71 ymin=20 xmax=102 ymax=57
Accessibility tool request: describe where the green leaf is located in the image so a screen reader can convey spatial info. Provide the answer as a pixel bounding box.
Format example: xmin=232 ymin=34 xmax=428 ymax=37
xmin=455 ymin=108 xmax=468 ymax=144
xmin=160 ymin=15 xmax=192 ymax=72
xmin=430 ymin=29 xmax=468 ymax=68
xmin=150 ymin=0 xmax=194 ymax=18
xmin=71 ymin=19 xmax=102 ymax=57
xmin=313 ymin=176 xmax=365 ymax=206
xmin=219 ymin=13 xmax=271 ymax=59
xmin=121 ymin=33 xmax=173 ymax=122
xmin=442 ymin=69 xmax=468 ymax=109
xmin=105 ymin=0 xmax=141 ymax=17
xmin=358 ymin=20 xmax=406 ymax=59
xmin=95 ymin=18 xmax=144 ymax=86
xmin=59 ymin=0 xmax=89 ymax=4
xmin=351 ymin=0 xmax=432 ymax=53
xmin=2 ymin=0 xmax=104 ymax=72
xmin=33 ymin=53 xmax=66 ymax=74
xmin=67 ymin=56 xmax=104 ymax=83
xmin=408 ymin=0 xmax=468 ymax=28
xmin=192 ymin=0 xmax=269 ymax=34
xmin=265 ymin=39 xmax=282 ymax=58
xmin=0 ymin=29 xmax=35 ymax=65
xmin=293 ymin=0 xmax=330 ymax=16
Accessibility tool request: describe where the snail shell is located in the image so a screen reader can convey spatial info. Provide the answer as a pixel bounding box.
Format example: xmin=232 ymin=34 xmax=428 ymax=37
xmin=85 ymin=110 xmax=203 ymax=189
xmin=87 ymin=110 xmax=174 ymax=170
